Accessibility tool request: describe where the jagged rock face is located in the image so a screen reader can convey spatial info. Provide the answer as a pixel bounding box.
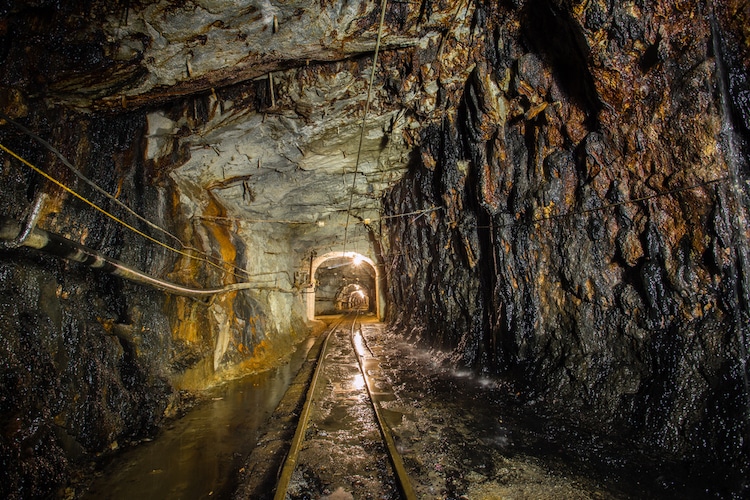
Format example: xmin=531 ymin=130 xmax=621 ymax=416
xmin=1 ymin=0 xmax=465 ymax=109
xmin=0 ymin=0 xmax=469 ymax=496
xmin=0 ymin=111 xmax=176 ymax=497
xmin=0 ymin=0 xmax=749 ymax=496
xmin=385 ymin=0 xmax=750 ymax=481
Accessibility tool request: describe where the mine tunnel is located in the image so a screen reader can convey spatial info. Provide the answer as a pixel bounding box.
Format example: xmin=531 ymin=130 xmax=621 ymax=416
xmin=1 ymin=0 xmax=750 ymax=498
xmin=312 ymin=252 xmax=378 ymax=317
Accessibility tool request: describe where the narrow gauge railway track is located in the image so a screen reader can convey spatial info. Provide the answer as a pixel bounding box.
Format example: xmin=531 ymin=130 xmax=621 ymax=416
xmin=273 ymin=313 xmax=416 ymax=499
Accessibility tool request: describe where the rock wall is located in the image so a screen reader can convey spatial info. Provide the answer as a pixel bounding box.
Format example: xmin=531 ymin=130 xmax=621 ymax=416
xmin=384 ymin=0 xmax=750 ymax=484
xmin=1 ymin=0 xmax=749 ymax=495
xmin=0 ymin=105 xmax=308 ymax=497
xmin=0 ymin=109 xmax=171 ymax=497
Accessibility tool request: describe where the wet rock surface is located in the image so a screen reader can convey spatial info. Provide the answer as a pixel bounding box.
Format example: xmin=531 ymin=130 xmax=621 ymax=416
xmin=0 ymin=110 xmax=176 ymax=499
xmin=0 ymin=0 xmax=749 ymax=497
xmin=0 ymin=107 xmax=307 ymax=497
xmin=365 ymin=322 xmax=735 ymax=498
xmin=383 ymin=0 xmax=750 ymax=489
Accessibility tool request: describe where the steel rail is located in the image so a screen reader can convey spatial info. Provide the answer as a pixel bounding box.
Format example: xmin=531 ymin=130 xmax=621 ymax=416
xmin=272 ymin=316 xmax=345 ymax=500
xmin=350 ymin=315 xmax=417 ymax=500
xmin=273 ymin=313 xmax=415 ymax=499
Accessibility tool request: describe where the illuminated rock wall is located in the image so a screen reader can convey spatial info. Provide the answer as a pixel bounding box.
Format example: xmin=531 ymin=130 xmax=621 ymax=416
xmin=385 ymin=0 xmax=750 ymax=479
xmin=0 ymin=108 xmax=307 ymax=497
xmin=0 ymin=0 xmax=748 ymax=496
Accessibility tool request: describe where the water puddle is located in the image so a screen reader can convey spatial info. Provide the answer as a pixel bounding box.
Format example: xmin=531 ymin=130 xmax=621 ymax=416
xmin=82 ymin=337 xmax=316 ymax=499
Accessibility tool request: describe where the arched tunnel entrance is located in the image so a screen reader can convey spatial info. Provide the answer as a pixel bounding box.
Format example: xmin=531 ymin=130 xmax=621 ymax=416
xmin=306 ymin=251 xmax=382 ymax=320
xmin=337 ymin=283 xmax=370 ymax=311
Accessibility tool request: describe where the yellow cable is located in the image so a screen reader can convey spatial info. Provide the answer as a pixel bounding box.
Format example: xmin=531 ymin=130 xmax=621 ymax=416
xmin=0 ymin=113 xmax=257 ymax=280
xmin=1 ymin=111 xmax=186 ymax=247
xmin=0 ymin=142 xmax=245 ymax=279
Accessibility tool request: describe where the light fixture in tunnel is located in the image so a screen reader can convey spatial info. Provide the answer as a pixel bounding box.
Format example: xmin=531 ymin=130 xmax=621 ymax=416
xmin=307 ymin=251 xmax=381 ymax=321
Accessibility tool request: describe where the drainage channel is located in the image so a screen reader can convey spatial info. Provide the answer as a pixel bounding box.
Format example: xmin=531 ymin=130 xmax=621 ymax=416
xmin=81 ymin=336 xmax=317 ymax=500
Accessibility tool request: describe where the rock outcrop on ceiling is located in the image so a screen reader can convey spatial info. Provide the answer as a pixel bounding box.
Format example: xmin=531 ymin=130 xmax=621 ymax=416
xmin=2 ymin=0 xmax=476 ymax=247
xmin=1 ymin=0 xmax=750 ymax=498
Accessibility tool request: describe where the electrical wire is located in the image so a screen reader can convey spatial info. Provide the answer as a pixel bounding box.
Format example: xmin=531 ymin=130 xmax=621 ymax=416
xmin=197 ymin=206 xmax=443 ymax=227
xmin=198 ymin=215 xmax=315 ymax=225
xmin=0 ymin=215 xmax=274 ymax=297
xmin=343 ymin=0 xmax=389 ymax=254
xmin=379 ymin=206 xmax=443 ymax=220
xmin=0 ymin=142 xmax=252 ymax=281
xmin=374 ymin=179 xmax=729 ymax=271
xmin=0 ymin=114 xmax=255 ymax=280
xmin=0 ymin=112 xmax=185 ymax=247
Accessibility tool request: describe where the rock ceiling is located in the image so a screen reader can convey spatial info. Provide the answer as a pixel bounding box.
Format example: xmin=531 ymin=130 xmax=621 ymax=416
xmin=20 ymin=0 xmax=478 ymax=254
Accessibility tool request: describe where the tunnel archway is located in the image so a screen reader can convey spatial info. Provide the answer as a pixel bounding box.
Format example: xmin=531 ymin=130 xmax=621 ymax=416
xmin=306 ymin=251 xmax=382 ymax=320
xmin=336 ymin=283 xmax=371 ymax=311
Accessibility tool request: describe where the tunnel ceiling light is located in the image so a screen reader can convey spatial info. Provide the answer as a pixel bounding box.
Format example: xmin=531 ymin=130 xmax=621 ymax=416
xmin=352 ymin=254 xmax=363 ymax=266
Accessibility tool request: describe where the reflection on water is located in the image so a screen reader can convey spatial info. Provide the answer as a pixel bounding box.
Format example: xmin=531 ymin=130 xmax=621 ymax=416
xmin=83 ymin=337 xmax=316 ymax=500
xmin=350 ymin=373 xmax=366 ymax=391
xmin=352 ymin=332 xmax=366 ymax=357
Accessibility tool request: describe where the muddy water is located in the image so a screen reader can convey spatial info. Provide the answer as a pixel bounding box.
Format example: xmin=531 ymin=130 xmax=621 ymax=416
xmin=82 ymin=337 xmax=316 ymax=500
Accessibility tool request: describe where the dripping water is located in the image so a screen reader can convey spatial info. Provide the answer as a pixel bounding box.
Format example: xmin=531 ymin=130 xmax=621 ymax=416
xmin=710 ymin=12 xmax=750 ymax=450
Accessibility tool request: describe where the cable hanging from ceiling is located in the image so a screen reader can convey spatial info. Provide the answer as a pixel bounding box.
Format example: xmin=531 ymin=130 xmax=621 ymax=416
xmin=197 ymin=206 xmax=443 ymax=227
xmin=343 ymin=0 xmax=389 ymax=255
xmin=379 ymin=206 xmax=443 ymax=220
xmin=1 ymin=113 xmax=185 ymax=248
xmin=0 ymin=215 xmax=292 ymax=297
xmin=198 ymin=215 xmax=315 ymax=225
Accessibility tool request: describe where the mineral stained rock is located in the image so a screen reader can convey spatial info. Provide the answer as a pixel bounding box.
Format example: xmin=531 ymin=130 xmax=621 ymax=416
xmin=0 ymin=0 xmax=749 ymax=497
xmin=385 ymin=0 xmax=750 ymax=486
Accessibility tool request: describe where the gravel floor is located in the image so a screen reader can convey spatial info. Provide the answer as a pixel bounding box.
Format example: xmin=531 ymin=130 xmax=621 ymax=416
xmin=361 ymin=320 xmax=647 ymax=499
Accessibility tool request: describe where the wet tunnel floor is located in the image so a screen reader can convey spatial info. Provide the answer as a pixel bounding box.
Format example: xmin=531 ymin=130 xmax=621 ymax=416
xmin=81 ymin=317 xmax=722 ymax=499
xmin=80 ymin=336 xmax=318 ymax=500
xmin=284 ymin=323 xmax=399 ymax=499
xmin=360 ymin=323 xmax=631 ymax=499
xmin=358 ymin=322 xmax=727 ymax=499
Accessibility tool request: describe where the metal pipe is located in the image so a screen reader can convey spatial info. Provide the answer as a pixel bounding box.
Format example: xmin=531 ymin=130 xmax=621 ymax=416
xmin=0 ymin=216 xmax=264 ymax=297
xmin=0 ymin=193 xmax=47 ymax=249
